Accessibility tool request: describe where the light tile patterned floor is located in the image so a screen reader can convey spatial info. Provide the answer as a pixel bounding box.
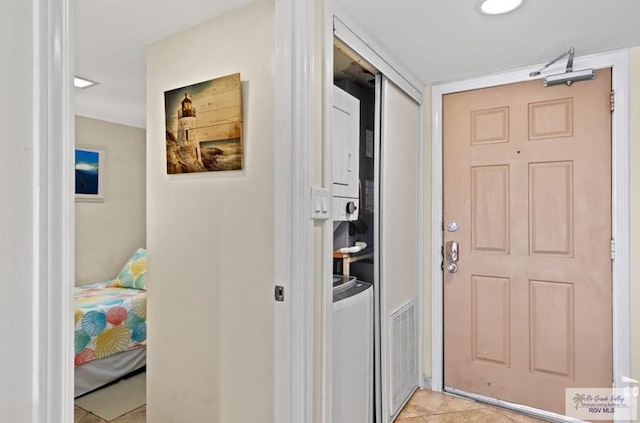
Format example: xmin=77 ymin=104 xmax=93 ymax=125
xmin=397 ymin=390 xmax=547 ymax=422
xmin=74 ymin=405 xmax=145 ymax=423
xmin=75 ymin=389 xmax=546 ymax=422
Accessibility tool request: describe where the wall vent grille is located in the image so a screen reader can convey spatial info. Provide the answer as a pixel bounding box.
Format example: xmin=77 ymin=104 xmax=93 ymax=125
xmin=389 ymin=299 xmax=416 ymax=416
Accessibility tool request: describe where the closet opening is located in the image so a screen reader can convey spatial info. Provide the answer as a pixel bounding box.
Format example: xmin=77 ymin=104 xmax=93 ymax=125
xmin=331 ymin=38 xmax=380 ymax=423
xmin=328 ymin=26 xmax=423 ymax=423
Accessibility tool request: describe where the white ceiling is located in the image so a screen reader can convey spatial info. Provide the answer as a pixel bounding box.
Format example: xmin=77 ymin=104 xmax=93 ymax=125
xmin=75 ymin=0 xmax=251 ymax=128
xmin=76 ymin=0 xmax=640 ymax=129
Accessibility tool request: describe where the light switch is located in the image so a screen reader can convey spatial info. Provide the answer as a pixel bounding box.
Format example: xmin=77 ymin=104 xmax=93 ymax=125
xmin=310 ymin=186 xmax=330 ymax=220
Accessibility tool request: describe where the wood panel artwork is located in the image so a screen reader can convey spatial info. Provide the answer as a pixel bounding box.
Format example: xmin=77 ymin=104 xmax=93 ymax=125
xmin=164 ymin=73 xmax=243 ymax=173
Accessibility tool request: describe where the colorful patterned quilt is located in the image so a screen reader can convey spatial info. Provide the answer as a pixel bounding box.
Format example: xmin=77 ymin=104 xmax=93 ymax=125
xmin=74 ymin=281 xmax=147 ymax=367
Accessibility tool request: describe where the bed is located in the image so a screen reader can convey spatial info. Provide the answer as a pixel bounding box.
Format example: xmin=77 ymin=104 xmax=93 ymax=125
xmin=74 ymin=248 xmax=147 ymax=397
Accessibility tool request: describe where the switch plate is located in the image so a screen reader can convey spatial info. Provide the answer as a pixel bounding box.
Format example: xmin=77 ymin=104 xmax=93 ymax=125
xmin=311 ymin=187 xmax=330 ymax=220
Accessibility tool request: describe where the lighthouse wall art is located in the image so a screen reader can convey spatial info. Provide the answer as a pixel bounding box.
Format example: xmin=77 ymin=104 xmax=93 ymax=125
xmin=164 ymin=73 xmax=243 ymax=174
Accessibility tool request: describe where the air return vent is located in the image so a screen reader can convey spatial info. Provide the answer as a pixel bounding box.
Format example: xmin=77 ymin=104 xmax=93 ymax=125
xmin=389 ymin=299 xmax=416 ymax=416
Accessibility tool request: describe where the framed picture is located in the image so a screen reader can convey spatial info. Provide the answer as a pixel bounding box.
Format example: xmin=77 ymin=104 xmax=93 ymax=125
xmin=164 ymin=72 xmax=243 ymax=174
xmin=75 ymin=147 xmax=105 ymax=202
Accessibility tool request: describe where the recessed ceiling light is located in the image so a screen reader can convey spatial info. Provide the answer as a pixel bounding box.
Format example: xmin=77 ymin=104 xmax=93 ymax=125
xmin=477 ymin=0 xmax=524 ymax=15
xmin=74 ymin=76 xmax=98 ymax=89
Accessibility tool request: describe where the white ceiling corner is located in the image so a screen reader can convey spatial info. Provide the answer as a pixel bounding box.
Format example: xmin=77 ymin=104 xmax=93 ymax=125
xmin=76 ymin=0 xmax=640 ymax=128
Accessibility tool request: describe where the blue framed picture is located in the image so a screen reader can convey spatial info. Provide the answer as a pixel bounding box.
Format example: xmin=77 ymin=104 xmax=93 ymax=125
xmin=75 ymin=147 xmax=105 ymax=202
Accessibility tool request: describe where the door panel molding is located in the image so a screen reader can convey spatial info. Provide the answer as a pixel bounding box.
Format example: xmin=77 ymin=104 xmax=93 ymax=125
xmin=431 ymin=51 xmax=630 ymax=401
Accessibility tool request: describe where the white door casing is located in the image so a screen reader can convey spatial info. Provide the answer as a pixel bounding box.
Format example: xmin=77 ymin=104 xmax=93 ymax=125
xmin=12 ymin=0 xmax=76 ymax=421
xmin=274 ymin=0 xmax=317 ymax=422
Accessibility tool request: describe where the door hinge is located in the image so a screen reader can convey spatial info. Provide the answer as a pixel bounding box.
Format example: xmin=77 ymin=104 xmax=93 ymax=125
xmin=611 ymin=238 xmax=616 ymax=260
xmin=611 ymin=90 xmax=615 ymax=112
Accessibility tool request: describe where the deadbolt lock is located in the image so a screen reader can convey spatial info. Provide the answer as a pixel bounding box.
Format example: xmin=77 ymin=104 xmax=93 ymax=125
xmin=445 ymin=241 xmax=459 ymax=274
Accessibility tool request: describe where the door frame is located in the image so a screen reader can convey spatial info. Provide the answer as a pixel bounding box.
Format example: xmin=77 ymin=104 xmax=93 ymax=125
xmin=274 ymin=0 xmax=317 ymax=422
xmin=44 ymin=0 xmax=312 ymax=421
xmin=33 ymin=0 xmax=75 ymax=421
xmin=47 ymin=0 xmax=312 ymax=421
xmin=431 ymin=49 xmax=630 ymax=404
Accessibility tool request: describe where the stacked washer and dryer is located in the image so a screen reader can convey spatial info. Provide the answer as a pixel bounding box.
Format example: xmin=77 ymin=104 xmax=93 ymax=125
xmin=331 ymin=85 xmax=374 ymax=423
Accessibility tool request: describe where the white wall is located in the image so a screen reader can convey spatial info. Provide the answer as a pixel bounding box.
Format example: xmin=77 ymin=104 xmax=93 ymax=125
xmin=0 ymin=1 xmax=37 ymax=420
xmin=75 ymin=116 xmax=146 ymax=286
xmin=146 ymin=2 xmax=275 ymax=422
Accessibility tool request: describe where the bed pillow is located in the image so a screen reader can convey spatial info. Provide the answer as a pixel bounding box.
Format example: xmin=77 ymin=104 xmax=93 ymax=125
xmin=110 ymin=248 xmax=147 ymax=290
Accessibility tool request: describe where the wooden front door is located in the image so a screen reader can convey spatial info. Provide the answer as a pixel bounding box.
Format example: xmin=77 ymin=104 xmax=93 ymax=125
xmin=443 ymin=69 xmax=612 ymax=415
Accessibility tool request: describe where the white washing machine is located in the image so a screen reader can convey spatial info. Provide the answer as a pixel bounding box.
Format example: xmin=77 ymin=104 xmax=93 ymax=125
xmin=332 ymin=275 xmax=373 ymax=423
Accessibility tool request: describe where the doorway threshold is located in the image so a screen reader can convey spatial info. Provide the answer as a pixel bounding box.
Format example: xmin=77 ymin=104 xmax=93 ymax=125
xmin=443 ymin=387 xmax=583 ymax=423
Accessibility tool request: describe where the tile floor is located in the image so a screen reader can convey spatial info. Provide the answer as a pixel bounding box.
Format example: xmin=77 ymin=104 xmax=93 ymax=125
xmin=74 ymin=405 xmax=145 ymax=423
xmin=397 ymin=389 xmax=546 ymax=422
xmin=75 ymin=389 xmax=546 ymax=422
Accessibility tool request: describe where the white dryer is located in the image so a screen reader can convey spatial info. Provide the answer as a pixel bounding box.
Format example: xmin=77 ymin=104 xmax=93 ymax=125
xmin=332 ymin=276 xmax=373 ymax=423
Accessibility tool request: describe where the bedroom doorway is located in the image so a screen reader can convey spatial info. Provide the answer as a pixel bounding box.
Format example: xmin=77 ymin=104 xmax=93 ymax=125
xmin=73 ymin=1 xmax=148 ymax=420
xmin=72 ymin=100 xmax=149 ymax=417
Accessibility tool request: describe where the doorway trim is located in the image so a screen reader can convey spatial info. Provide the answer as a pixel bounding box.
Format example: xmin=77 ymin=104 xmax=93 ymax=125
xmin=431 ymin=50 xmax=630 ymax=400
xmin=37 ymin=0 xmax=75 ymax=421
xmin=274 ymin=0 xmax=317 ymax=422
